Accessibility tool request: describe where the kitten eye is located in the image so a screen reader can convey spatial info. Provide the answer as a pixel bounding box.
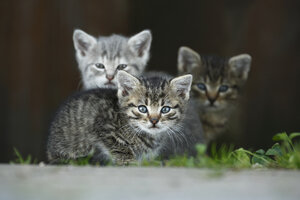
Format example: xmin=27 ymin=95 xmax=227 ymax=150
xmin=161 ymin=106 xmax=171 ymax=114
xmin=219 ymin=85 xmax=229 ymax=92
xmin=117 ymin=64 xmax=127 ymax=70
xmin=95 ymin=63 xmax=105 ymax=69
xmin=197 ymin=83 xmax=206 ymax=91
xmin=138 ymin=105 xmax=148 ymax=113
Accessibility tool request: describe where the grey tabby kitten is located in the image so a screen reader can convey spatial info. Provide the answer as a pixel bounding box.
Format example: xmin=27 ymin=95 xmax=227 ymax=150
xmin=178 ymin=47 xmax=251 ymax=141
xmin=141 ymin=71 xmax=205 ymax=156
xmin=73 ymin=29 xmax=152 ymax=89
xmin=47 ymin=71 xmax=193 ymax=165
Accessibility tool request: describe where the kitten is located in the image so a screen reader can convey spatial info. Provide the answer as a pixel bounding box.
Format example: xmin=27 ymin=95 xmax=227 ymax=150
xmin=47 ymin=71 xmax=193 ymax=165
xmin=141 ymin=71 xmax=205 ymax=156
xmin=178 ymin=47 xmax=251 ymax=141
xmin=73 ymin=29 xmax=152 ymax=89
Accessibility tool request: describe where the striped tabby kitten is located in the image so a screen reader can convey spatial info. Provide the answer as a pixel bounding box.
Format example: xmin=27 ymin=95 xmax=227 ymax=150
xmin=142 ymin=71 xmax=205 ymax=156
xmin=178 ymin=47 xmax=251 ymax=141
xmin=47 ymin=71 xmax=193 ymax=165
xmin=73 ymin=29 xmax=152 ymax=89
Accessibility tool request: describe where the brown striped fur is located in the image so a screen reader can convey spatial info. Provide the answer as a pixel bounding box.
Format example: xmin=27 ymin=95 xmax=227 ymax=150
xmin=47 ymin=71 xmax=193 ymax=165
xmin=178 ymin=47 xmax=251 ymax=141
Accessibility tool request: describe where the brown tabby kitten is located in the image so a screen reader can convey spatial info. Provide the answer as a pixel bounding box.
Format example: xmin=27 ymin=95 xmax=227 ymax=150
xmin=141 ymin=71 xmax=205 ymax=156
xmin=47 ymin=71 xmax=193 ymax=165
xmin=177 ymin=47 xmax=251 ymax=141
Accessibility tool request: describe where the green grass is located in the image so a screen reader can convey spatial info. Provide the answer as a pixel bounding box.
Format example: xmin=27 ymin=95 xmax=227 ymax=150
xmin=11 ymin=132 xmax=300 ymax=169
xmin=156 ymin=132 xmax=300 ymax=169
xmin=10 ymin=147 xmax=38 ymax=165
xmin=148 ymin=132 xmax=300 ymax=169
xmin=55 ymin=154 xmax=95 ymax=166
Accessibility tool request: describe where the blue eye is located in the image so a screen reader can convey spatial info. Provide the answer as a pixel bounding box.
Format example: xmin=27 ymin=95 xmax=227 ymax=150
xmin=197 ymin=83 xmax=206 ymax=91
xmin=117 ymin=64 xmax=127 ymax=70
xmin=95 ymin=63 xmax=105 ymax=69
xmin=138 ymin=105 xmax=148 ymax=113
xmin=219 ymin=85 xmax=229 ymax=92
xmin=161 ymin=106 xmax=171 ymax=114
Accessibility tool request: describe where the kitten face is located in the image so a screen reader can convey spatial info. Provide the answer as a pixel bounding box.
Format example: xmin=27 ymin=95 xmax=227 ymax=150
xmin=73 ymin=29 xmax=152 ymax=89
xmin=117 ymin=71 xmax=192 ymax=137
xmin=178 ymin=47 xmax=251 ymax=111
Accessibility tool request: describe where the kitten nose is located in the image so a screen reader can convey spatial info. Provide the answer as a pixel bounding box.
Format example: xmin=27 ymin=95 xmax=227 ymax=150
xmin=207 ymin=92 xmax=218 ymax=105
xmin=208 ymin=98 xmax=216 ymax=105
xmin=106 ymin=75 xmax=114 ymax=81
xmin=150 ymin=118 xmax=159 ymax=125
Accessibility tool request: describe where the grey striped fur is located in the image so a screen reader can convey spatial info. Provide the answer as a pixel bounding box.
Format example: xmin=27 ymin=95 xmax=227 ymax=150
xmin=47 ymin=71 xmax=193 ymax=165
xmin=141 ymin=71 xmax=205 ymax=156
xmin=73 ymin=29 xmax=152 ymax=89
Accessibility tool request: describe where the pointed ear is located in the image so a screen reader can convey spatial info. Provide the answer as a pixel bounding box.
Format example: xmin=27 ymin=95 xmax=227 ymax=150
xmin=73 ymin=29 xmax=97 ymax=57
xmin=128 ymin=30 xmax=152 ymax=57
xmin=170 ymin=74 xmax=193 ymax=100
xmin=117 ymin=71 xmax=140 ymax=97
xmin=228 ymin=54 xmax=252 ymax=80
xmin=178 ymin=47 xmax=201 ymax=74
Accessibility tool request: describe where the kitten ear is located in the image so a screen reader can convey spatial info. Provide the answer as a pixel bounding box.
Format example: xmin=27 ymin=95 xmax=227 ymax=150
xmin=178 ymin=47 xmax=201 ymax=74
xmin=228 ymin=54 xmax=252 ymax=80
xmin=73 ymin=29 xmax=97 ymax=57
xmin=128 ymin=30 xmax=152 ymax=57
xmin=170 ymin=74 xmax=193 ymax=100
xmin=117 ymin=71 xmax=140 ymax=97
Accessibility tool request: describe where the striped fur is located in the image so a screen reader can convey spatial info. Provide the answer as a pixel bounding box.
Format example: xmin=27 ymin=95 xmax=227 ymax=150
xmin=141 ymin=71 xmax=205 ymax=156
xmin=73 ymin=29 xmax=152 ymax=89
xmin=47 ymin=71 xmax=193 ymax=165
xmin=178 ymin=47 xmax=251 ymax=141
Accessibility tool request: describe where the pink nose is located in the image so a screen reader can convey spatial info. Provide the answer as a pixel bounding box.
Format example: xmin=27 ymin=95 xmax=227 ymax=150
xmin=106 ymin=75 xmax=114 ymax=81
xmin=150 ymin=118 xmax=159 ymax=125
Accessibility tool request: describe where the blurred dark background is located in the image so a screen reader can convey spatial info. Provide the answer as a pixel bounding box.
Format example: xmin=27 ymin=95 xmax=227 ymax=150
xmin=1 ymin=0 xmax=299 ymax=162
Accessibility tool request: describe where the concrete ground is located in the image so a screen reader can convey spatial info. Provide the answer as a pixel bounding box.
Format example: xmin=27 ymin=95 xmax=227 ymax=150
xmin=0 ymin=164 xmax=299 ymax=200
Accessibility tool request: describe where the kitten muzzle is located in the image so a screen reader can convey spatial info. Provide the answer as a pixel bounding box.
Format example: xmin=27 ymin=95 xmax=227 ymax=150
xmin=150 ymin=118 xmax=159 ymax=125
xmin=104 ymin=82 xmax=116 ymax=86
xmin=106 ymin=74 xmax=115 ymax=81
xmin=208 ymin=98 xmax=216 ymax=106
